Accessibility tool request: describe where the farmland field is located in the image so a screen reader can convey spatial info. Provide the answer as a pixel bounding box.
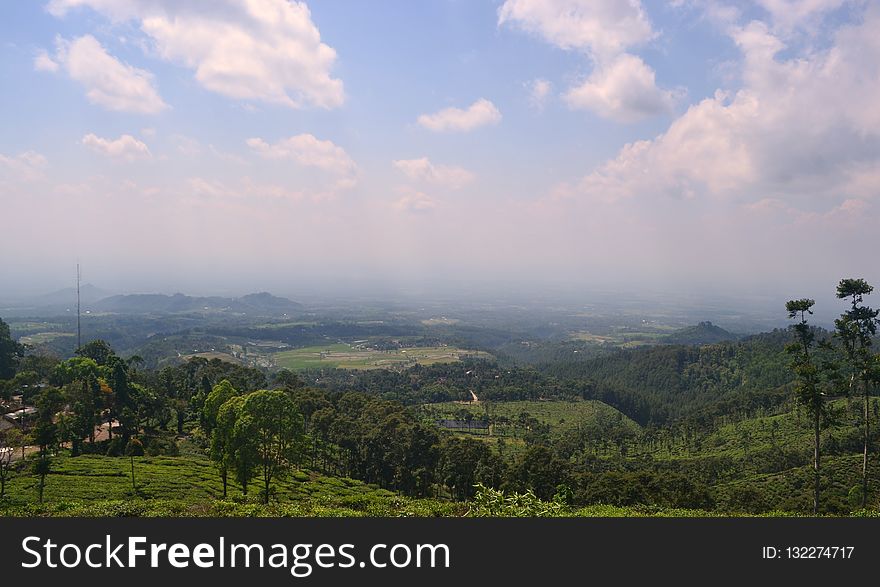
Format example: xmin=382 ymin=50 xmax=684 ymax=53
xmin=273 ymin=343 xmax=491 ymax=370
xmin=0 ymin=450 xmax=731 ymax=518
xmin=16 ymin=331 xmax=75 ymax=345
xmin=0 ymin=450 xmax=458 ymax=516
xmin=569 ymin=324 xmax=678 ymax=346
xmin=422 ymin=399 xmax=641 ymax=438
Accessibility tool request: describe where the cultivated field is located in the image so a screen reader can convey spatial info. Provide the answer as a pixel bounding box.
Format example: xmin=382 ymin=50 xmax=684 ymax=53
xmin=273 ymin=343 xmax=491 ymax=370
xmin=0 ymin=451 xmax=733 ymax=518
xmin=16 ymin=331 xmax=75 ymax=345
xmin=423 ymin=399 xmax=641 ymax=438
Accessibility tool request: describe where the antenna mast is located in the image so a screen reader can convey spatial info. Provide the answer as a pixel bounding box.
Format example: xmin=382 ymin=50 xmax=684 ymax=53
xmin=76 ymin=263 xmax=81 ymax=351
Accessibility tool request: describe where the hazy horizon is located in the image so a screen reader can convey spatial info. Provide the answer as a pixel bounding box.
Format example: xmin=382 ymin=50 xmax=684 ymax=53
xmin=2 ymin=1 xmax=878 ymax=311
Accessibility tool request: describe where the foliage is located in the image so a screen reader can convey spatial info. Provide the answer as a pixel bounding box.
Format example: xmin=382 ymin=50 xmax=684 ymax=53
xmin=468 ymin=483 xmax=564 ymax=517
xmin=0 ymin=317 xmax=26 ymax=380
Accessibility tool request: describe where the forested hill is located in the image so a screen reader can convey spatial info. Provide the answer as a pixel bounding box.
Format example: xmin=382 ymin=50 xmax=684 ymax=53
xmin=661 ymin=321 xmax=739 ymax=345
xmin=304 ymin=329 xmax=802 ymax=429
xmin=536 ymin=329 xmax=798 ymax=427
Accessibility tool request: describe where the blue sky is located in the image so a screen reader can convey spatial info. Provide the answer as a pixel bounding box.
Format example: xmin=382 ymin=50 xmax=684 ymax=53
xmin=1 ymin=1 xmax=878 ymax=300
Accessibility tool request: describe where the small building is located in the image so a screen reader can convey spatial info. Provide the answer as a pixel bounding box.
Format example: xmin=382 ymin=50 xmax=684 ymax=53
xmin=2 ymin=406 xmax=38 ymax=426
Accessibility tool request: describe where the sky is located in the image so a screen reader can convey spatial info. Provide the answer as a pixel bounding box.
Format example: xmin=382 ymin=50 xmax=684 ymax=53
xmin=1 ymin=0 xmax=878 ymax=304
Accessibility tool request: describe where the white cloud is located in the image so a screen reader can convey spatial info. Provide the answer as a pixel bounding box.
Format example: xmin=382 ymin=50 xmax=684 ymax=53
xmin=0 ymin=151 xmax=47 ymax=182
xmin=247 ymin=134 xmax=357 ymax=186
xmin=33 ymin=50 xmax=59 ymax=72
xmin=47 ymin=0 xmax=344 ymax=109
xmin=81 ymin=133 xmax=151 ymax=161
xmin=528 ymin=78 xmax=553 ymax=110
xmin=754 ymin=0 xmax=852 ymax=31
xmin=393 ymin=190 xmax=437 ymax=213
xmin=392 ymin=158 xmax=474 ymax=188
xmin=41 ymin=35 xmax=167 ymax=114
xmin=498 ymin=0 xmax=654 ymax=56
xmin=564 ymin=54 xmax=676 ymax=122
xmin=417 ymin=99 xmax=502 ymax=133
xmin=551 ymin=7 xmax=880 ymax=215
xmin=499 ymin=0 xmax=672 ymax=123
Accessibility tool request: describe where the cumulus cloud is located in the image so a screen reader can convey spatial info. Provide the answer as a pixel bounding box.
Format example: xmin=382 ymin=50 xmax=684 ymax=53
xmin=33 ymin=50 xmax=59 ymax=72
xmin=754 ymin=0 xmax=852 ymax=31
xmin=393 ymin=189 xmax=437 ymax=213
xmin=81 ymin=133 xmax=152 ymax=161
xmin=499 ymin=0 xmax=672 ymax=123
xmin=392 ymin=158 xmax=474 ymax=188
xmin=521 ymin=8 xmax=880 ymax=290
xmin=564 ymin=54 xmax=675 ymax=121
xmin=551 ymin=7 xmax=880 ymax=216
xmin=527 ymin=78 xmax=553 ymax=110
xmin=38 ymin=35 xmax=167 ymax=114
xmin=498 ymin=0 xmax=654 ymax=56
xmin=47 ymin=0 xmax=344 ymax=109
xmin=247 ymin=134 xmax=356 ymax=176
xmin=0 ymin=151 xmax=48 ymax=182
xmin=417 ymin=99 xmax=502 ymax=132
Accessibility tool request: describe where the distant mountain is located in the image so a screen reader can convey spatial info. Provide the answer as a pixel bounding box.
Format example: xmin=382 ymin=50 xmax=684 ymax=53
xmin=239 ymin=292 xmax=301 ymax=311
xmin=35 ymin=283 xmax=111 ymax=307
xmin=662 ymin=321 xmax=739 ymax=345
xmin=0 ymin=283 xmax=114 ymax=316
xmin=91 ymin=292 xmax=303 ymax=316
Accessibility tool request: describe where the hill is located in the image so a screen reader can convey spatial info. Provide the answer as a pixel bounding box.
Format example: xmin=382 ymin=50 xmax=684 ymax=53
xmin=92 ymin=292 xmax=303 ymax=316
xmin=661 ymin=321 xmax=739 ymax=345
xmin=537 ymin=329 xmax=795 ymax=426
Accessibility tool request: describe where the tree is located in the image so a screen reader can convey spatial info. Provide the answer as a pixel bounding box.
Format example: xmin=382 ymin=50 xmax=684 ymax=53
xmin=439 ymin=436 xmax=504 ymax=500
xmin=835 ymin=278 xmax=880 ymax=508
xmin=289 ymin=388 xmax=330 ymax=433
xmin=240 ymin=390 xmax=304 ymax=503
xmin=32 ymin=386 xmax=63 ymax=503
xmin=272 ymin=369 xmax=304 ymax=390
xmin=0 ymin=429 xmax=24 ymax=498
xmin=126 ymin=355 xmax=145 ymax=371
xmin=786 ymin=298 xmax=840 ymax=514
xmin=75 ymin=339 xmax=115 ymax=366
xmin=211 ymin=395 xmax=257 ymax=498
xmin=66 ymin=375 xmax=100 ymax=455
xmin=0 ymin=317 xmax=25 ymax=380
xmin=125 ymin=438 xmax=144 ymax=492
xmin=202 ymin=379 xmax=238 ymax=435
xmin=111 ymin=358 xmax=134 ymax=443
xmin=509 ymin=444 xmax=570 ymax=501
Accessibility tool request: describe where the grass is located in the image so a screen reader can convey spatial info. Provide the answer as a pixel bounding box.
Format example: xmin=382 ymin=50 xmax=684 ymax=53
xmin=4 ymin=451 xmax=876 ymax=517
xmin=17 ymin=332 xmax=75 ymax=345
xmin=8 ymin=321 xmax=65 ymax=334
xmin=182 ymin=351 xmax=242 ymax=363
xmin=646 ymin=398 xmax=868 ymax=461
xmin=0 ymin=451 xmax=462 ymax=516
xmin=568 ymin=324 xmax=679 ymax=346
xmin=712 ymin=454 xmax=880 ymax=514
xmin=0 ymin=450 xmax=729 ymax=518
xmin=273 ymin=343 xmax=491 ymax=371
xmin=2 ymin=434 xmax=878 ymax=517
xmin=421 ymin=317 xmax=460 ymax=326
xmin=0 ymin=449 xmax=791 ymax=518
